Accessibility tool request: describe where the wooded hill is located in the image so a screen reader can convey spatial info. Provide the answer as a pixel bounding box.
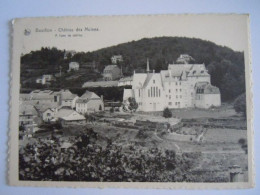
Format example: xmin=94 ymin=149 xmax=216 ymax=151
xmin=20 ymin=37 xmax=245 ymax=101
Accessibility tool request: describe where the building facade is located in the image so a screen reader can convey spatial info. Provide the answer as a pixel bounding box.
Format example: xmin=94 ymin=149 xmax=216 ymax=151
xmin=118 ymin=76 xmax=133 ymax=86
xmin=76 ymin=90 xmax=104 ymax=114
xmin=123 ymin=56 xmax=221 ymax=112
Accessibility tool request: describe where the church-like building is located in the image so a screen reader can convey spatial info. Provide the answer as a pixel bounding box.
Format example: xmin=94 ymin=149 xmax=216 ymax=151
xmin=123 ymin=55 xmax=221 ymax=112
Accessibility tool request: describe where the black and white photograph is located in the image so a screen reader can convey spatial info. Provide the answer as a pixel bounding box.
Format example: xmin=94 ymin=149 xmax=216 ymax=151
xmin=9 ymin=14 xmax=253 ymax=188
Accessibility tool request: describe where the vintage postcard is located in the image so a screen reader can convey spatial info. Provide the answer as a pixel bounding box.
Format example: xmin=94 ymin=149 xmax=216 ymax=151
xmin=9 ymin=14 xmax=254 ymax=188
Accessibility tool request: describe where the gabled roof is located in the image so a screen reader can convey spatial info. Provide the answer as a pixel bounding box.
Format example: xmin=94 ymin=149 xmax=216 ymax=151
xmin=30 ymin=90 xmax=55 ymax=100
xmin=34 ymin=102 xmax=59 ymax=113
xmin=59 ymin=89 xmax=77 ymax=100
xmin=19 ymin=103 xmax=37 ymax=116
xmin=187 ymin=64 xmax=209 ymax=77
xmin=195 ymin=82 xmax=220 ymax=94
xmin=132 ymin=73 xmax=147 ymax=89
xmin=61 ymin=112 xmax=85 ymax=121
xmin=142 ymin=73 xmax=155 ymax=88
xmin=56 ymin=108 xmax=75 ymax=118
xmin=80 ymin=90 xmax=100 ymax=100
xmin=167 ymin=64 xmax=209 ymax=77
xmin=104 ymin=65 xmax=119 ymax=71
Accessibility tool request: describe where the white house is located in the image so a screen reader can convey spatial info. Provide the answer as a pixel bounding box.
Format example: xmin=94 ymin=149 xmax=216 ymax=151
xmin=42 ymin=108 xmax=56 ymax=122
xmin=123 ymin=56 xmax=221 ymax=112
xmin=194 ymin=82 xmax=221 ymax=109
xmin=111 ymin=55 xmax=123 ymax=64
xmin=68 ymin=62 xmax=80 ymax=71
xmin=76 ymin=90 xmax=104 ymax=114
xmin=36 ymin=77 xmax=46 ymax=85
xmin=35 ymin=74 xmax=54 ymax=85
xmin=176 ymin=54 xmax=195 ymax=64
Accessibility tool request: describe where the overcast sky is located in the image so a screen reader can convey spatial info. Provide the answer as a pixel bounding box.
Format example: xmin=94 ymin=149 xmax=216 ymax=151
xmin=15 ymin=14 xmax=249 ymax=54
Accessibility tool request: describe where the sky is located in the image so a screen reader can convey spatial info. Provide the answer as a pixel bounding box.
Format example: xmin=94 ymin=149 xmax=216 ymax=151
xmin=14 ymin=14 xmax=249 ymax=54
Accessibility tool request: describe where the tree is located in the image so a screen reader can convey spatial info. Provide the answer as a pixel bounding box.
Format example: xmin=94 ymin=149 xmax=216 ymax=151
xmin=128 ymin=97 xmax=138 ymax=113
xmin=163 ymin=107 xmax=172 ymax=119
xmin=110 ymin=107 xmax=114 ymax=113
xmin=233 ymin=93 xmax=246 ymax=117
xmin=238 ymin=138 xmax=248 ymax=154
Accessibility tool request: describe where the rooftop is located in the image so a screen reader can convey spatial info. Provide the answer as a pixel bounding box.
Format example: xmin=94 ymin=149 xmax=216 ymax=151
xmin=104 ymin=65 xmax=119 ymax=71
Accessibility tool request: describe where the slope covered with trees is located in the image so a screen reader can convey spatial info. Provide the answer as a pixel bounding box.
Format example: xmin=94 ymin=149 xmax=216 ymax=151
xmin=20 ymin=37 xmax=245 ymax=101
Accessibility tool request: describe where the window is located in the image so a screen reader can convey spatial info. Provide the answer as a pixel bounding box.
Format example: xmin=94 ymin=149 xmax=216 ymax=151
xmin=156 ymin=87 xmax=158 ymax=97
xmin=139 ymin=89 xmax=140 ymax=97
xmin=176 ymin=89 xmax=178 ymax=92
xmin=168 ymin=102 xmax=172 ymax=105
xmin=175 ymin=102 xmax=178 ymax=105
xmin=180 ymin=89 xmax=182 ymax=92
xmin=150 ymin=87 xmax=153 ymax=97
xmin=169 ymin=89 xmax=171 ymax=93
xmin=180 ymin=95 xmax=182 ymax=99
xmin=159 ymin=89 xmax=161 ymax=97
xmin=169 ymin=95 xmax=171 ymax=99
xmin=180 ymin=82 xmax=181 ymax=85
xmin=153 ymin=87 xmax=156 ymax=97
xmin=176 ymin=95 xmax=178 ymax=98
xmin=179 ymin=82 xmax=181 ymax=85
xmin=176 ymin=82 xmax=178 ymax=85
xmin=153 ymin=80 xmax=155 ymax=84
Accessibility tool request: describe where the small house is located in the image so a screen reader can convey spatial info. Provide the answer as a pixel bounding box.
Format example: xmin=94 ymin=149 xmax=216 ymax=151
xmin=111 ymin=55 xmax=123 ymax=64
xmin=68 ymin=62 xmax=79 ymax=71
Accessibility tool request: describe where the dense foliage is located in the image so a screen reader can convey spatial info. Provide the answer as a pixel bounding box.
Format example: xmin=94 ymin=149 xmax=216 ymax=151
xmin=19 ymin=127 xmax=216 ymax=182
xmin=233 ymin=93 xmax=247 ymax=117
xmin=21 ymin=37 xmax=246 ymax=101
xmin=163 ymin=107 xmax=172 ymax=119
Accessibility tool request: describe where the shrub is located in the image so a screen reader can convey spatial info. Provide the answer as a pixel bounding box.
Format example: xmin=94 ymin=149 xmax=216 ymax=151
xmin=163 ymin=107 xmax=172 ymax=119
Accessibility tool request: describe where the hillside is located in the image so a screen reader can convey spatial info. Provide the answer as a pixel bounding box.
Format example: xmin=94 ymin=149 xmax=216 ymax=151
xmin=20 ymin=37 xmax=245 ymax=101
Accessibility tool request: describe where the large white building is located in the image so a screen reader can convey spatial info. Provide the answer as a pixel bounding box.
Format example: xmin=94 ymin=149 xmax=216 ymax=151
xmin=123 ymin=56 xmax=221 ymax=112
